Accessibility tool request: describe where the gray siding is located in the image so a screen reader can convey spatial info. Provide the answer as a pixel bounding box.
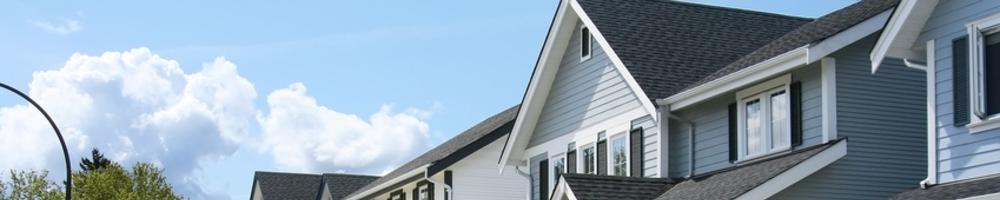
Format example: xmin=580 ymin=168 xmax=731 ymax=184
xmin=667 ymin=64 xmax=824 ymax=178
xmin=631 ymin=115 xmax=660 ymax=177
xmin=772 ymin=35 xmax=926 ymax=200
xmin=528 ymin=21 xmax=644 ymax=147
xmin=529 ymin=153 xmax=547 ymax=200
xmin=916 ymin=0 xmax=1000 ymax=183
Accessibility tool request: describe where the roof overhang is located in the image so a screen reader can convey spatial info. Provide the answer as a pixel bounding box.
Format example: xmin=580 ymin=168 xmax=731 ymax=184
xmin=498 ymin=0 xmax=657 ymax=172
xmin=660 ymin=9 xmax=892 ymax=111
xmin=735 ymin=139 xmax=847 ymax=200
xmin=871 ymin=0 xmax=939 ymax=73
xmin=344 ymin=164 xmax=429 ymax=200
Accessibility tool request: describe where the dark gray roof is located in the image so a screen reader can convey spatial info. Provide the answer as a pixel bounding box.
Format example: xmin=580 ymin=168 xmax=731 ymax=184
xmin=576 ymin=0 xmax=812 ymax=100
xmin=252 ymin=171 xmax=324 ymax=200
xmin=891 ymin=175 xmax=1000 ymax=200
xmin=346 ymin=105 xmax=520 ymax=199
xmin=683 ymin=0 xmax=900 ymax=91
xmin=322 ymin=173 xmax=380 ymax=200
xmin=653 ymin=139 xmax=842 ymax=200
xmin=561 ymin=173 xmax=675 ymax=200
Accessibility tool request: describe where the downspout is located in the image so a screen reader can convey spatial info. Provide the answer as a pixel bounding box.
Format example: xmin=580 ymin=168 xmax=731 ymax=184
xmin=903 ymin=59 xmax=927 ymax=71
xmin=424 ymin=171 xmax=453 ymax=200
xmin=669 ymin=114 xmax=695 ymax=178
xmin=918 ymin=40 xmax=936 ymax=189
xmin=515 ymin=164 xmax=533 ymax=199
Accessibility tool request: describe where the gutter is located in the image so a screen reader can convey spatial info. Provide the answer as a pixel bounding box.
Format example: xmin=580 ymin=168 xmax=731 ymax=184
xmin=344 ymin=164 xmax=430 ymax=200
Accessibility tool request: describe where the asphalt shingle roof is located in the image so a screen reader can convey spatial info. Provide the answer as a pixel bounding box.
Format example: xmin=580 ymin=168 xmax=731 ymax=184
xmin=345 ymin=105 xmax=520 ymax=199
xmin=562 ymin=173 xmax=675 ymax=200
xmin=652 ymin=139 xmax=841 ymax=200
xmin=683 ymin=0 xmax=900 ymax=91
xmin=253 ymin=171 xmax=324 ymax=200
xmin=322 ymin=173 xmax=380 ymax=200
xmin=576 ymin=0 xmax=812 ymax=100
xmin=891 ymin=175 xmax=1000 ymax=200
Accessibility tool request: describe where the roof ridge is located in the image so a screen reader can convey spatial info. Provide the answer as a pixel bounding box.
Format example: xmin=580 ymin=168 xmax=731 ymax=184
xmin=255 ymin=171 xmax=322 ymax=176
xmin=652 ymin=0 xmax=814 ymax=21
xmin=322 ymin=173 xmax=381 ymax=178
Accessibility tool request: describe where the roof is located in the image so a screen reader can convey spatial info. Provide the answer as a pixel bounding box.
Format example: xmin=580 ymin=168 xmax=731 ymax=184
xmin=652 ymin=139 xmax=842 ymax=200
xmin=891 ymin=175 xmax=1000 ymax=200
xmin=252 ymin=171 xmax=324 ymax=200
xmin=322 ymin=173 xmax=380 ymax=200
xmin=576 ymin=0 xmax=812 ymax=100
xmin=346 ymin=105 xmax=520 ymax=199
xmin=561 ymin=173 xmax=675 ymax=200
xmin=682 ymin=0 xmax=900 ymax=91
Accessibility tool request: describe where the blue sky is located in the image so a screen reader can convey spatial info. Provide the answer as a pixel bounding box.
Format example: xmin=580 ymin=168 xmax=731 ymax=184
xmin=0 ymin=0 xmax=856 ymax=199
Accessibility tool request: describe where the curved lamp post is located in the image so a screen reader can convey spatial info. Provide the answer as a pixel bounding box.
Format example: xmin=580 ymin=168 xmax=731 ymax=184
xmin=0 ymin=82 xmax=72 ymax=200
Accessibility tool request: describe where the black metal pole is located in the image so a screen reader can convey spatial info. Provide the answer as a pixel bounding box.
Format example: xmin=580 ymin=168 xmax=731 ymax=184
xmin=0 ymin=82 xmax=71 ymax=200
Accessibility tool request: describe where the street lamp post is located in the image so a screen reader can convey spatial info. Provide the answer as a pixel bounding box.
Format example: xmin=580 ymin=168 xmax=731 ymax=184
xmin=0 ymin=82 xmax=72 ymax=200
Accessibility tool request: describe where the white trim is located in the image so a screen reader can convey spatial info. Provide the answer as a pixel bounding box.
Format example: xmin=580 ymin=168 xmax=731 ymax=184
xmin=870 ymin=0 xmax=939 ymax=73
xmin=569 ymin=0 xmax=658 ymax=117
xmin=735 ymin=140 xmax=848 ymax=200
xmin=736 ymin=74 xmax=792 ymax=161
xmin=664 ymin=47 xmax=809 ymax=111
xmin=966 ymin=12 xmax=1000 ymax=133
xmin=821 ymin=58 xmax=838 ymax=143
xmin=609 ymin=133 xmax=629 ymax=176
xmin=925 ymin=39 xmax=938 ymax=185
xmin=344 ymin=164 xmax=431 ymax=200
xmin=960 ymin=192 xmax=1000 ymax=200
xmin=735 ymin=74 xmax=791 ymax=98
xmin=810 ymin=10 xmax=892 ymax=63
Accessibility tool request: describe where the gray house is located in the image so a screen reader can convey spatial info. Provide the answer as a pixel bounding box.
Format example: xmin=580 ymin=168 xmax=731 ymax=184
xmin=500 ymin=0 xmax=932 ymax=199
xmin=870 ymin=0 xmax=1000 ymax=199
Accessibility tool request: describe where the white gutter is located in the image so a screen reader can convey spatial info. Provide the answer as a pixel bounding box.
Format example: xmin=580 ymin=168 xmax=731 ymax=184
xmin=344 ymin=164 xmax=430 ymax=200
xmin=423 ymin=172 xmax=453 ymax=200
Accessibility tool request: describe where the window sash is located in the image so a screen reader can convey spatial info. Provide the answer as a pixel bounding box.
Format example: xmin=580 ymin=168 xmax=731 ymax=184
xmin=582 ymin=147 xmax=596 ymax=174
xmin=968 ymin=13 xmax=1000 ymax=120
xmin=739 ymin=85 xmax=791 ymax=160
xmin=611 ymin=136 xmax=627 ymax=176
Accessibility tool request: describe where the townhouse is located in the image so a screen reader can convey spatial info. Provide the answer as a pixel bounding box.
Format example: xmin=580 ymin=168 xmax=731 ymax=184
xmin=871 ymin=0 xmax=1000 ymax=199
xmin=499 ymin=0 xmax=934 ymax=199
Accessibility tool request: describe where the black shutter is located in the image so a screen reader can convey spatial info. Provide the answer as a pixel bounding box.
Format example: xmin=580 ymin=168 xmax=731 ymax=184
xmin=412 ymin=187 xmax=418 ymax=200
xmin=728 ymin=103 xmax=738 ymax=163
xmin=597 ymin=140 xmax=607 ymax=175
xmin=426 ymin=181 xmax=435 ymax=200
xmin=955 ymin=37 xmax=970 ymax=126
xmin=566 ymin=150 xmax=577 ymax=173
xmin=791 ymin=82 xmax=803 ymax=146
xmin=539 ymin=159 xmax=549 ymax=200
xmin=444 ymin=171 xmax=452 ymax=200
xmin=630 ymin=127 xmax=644 ymax=177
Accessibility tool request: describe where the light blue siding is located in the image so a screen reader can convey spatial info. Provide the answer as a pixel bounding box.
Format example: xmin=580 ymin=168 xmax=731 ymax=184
xmin=529 ymin=153 xmax=547 ymax=200
xmin=528 ymin=22 xmax=644 ymax=148
xmin=667 ymin=64 xmax=824 ymax=178
xmin=631 ymin=115 xmax=661 ymax=177
xmin=917 ymin=0 xmax=1000 ymax=183
xmin=772 ymin=35 xmax=926 ymax=200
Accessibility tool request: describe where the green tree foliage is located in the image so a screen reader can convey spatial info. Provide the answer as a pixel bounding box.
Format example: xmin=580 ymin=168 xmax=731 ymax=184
xmin=0 ymin=170 xmax=65 ymax=200
xmin=79 ymin=149 xmax=111 ymax=172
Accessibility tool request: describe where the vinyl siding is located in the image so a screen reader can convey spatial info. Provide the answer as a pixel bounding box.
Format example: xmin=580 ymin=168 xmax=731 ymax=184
xmin=448 ymin=135 xmax=529 ymax=200
xmin=771 ymin=35 xmax=926 ymax=200
xmin=529 ymin=153 xmax=547 ymax=200
xmin=631 ymin=115 xmax=660 ymax=177
xmin=916 ymin=0 xmax=1000 ymax=183
xmin=528 ymin=21 xmax=644 ymax=148
xmin=667 ymin=64 xmax=824 ymax=178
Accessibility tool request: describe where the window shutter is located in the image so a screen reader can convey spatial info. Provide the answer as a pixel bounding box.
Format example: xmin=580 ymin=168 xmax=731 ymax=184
xmin=791 ymin=82 xmax=803 ymax=146
xmin=629 ymin=127 xmax=644 ymax=177
xmin=955 ymin=36 xmax=970 ymax=126
xmin=539 ymin=159 xmax=549 ymax=200
xmin=426 ymin=181 xmax=435 ymax=200
xmin=597 ymin=140 xmax=607 ymax=175
xmin=444 ymin=171 xmax=452 ymax=200
xmin=412 ymin=187 xmax=418 ymax=200
xmin=728 ymin=103 xmax=738 ymax=162
xmin=566 ymin=150 xmax=576 ymax=173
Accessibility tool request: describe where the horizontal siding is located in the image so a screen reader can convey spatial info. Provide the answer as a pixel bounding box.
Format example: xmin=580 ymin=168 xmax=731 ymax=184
xmin=450 ymin=136 xmax=529 ymax=200
xmin=920 ymin=0 xmax=1000 ymax=183
xmin=529 ymin=21 xmax=643 ymax=147
xmin=772 ymin=35 xmax=926 ymax=200
xmin=631 ymin=115 xmax=661 ymax=178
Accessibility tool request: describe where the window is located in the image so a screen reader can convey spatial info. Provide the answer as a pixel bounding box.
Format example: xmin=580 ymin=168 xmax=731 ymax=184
xmin=582 ymin=146 xmax=596 ymax=174
xmin=969 ymin=13 xmax=1000 ymax=125
xmin=737 ymin=75 xmax=792 ymax=160
xmin=611 ymin=135 xmax=628 ymax=176
xmin=553 ymin=156 xmax=565 ymax=181
xmin=581 ymin=26 xmax=592 ymax=61
xmin=390 ymin=190 xmax=405 ymax=200
xmin=418 ymin=185 xmax=429 ymax=200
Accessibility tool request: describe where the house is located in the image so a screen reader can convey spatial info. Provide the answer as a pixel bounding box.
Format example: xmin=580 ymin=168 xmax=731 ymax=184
xmin=868 ymin=0 xmax=1000 ymax=199
xmin=342 ymin=105 xmax=527 ymax=200
xmin=500 ymin=0 xmax=931 ymax=199
xmin=250 ymin=171 xmax=378 ymax=200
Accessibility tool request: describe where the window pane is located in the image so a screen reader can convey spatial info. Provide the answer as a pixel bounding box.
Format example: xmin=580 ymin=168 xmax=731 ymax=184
xmin=583 ymin=147 xmax=595 ymax=174
xmin=746 ymin=99 xmax=763 ymax=156
xmin=554 ymin=158 xmax=565 ymax=180
xmin=582 ymin=28 xmax=591 ymax=58
xmin=985 ymin=32 xmax=1000 ymax=115
xmin=612 ymin=137 xmax=627 ymax=176
xmin=771 ymin=91 xmax=789 ymax=150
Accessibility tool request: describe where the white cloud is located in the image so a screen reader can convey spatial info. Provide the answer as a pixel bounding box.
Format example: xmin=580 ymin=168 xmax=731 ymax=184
xmin=0 ymin=47 xmax=256 ymax=198
xmin=258 ymin=83 xmax=431 ymax=174
xmin=29 ymin=19 xmax=82 ymax=35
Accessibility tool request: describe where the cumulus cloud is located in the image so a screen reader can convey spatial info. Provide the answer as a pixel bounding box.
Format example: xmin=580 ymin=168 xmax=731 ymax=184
xmin=0 ymin=47 xmax=256 ymax=198
xmin=258 ymin=83 xmax=431 ymax=174
xmin=29 ymin=19 xmax=82 ymax=35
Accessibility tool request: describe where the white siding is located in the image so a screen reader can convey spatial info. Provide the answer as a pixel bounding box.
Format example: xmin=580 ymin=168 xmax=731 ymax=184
xmin=450 ymin=135 xmax=530 ymax=200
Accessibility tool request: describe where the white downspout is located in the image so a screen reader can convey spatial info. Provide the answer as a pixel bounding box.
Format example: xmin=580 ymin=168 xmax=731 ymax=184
xmin=424 ymin=172 xmax=452 ymax=200
xmin=920 ymin=40 xmax=937 ymax=189
xmin=515 ymin=164 xmax=533 ymax=199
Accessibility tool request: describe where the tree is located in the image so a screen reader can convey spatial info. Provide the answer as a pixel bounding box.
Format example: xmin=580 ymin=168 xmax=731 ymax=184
xmin=71 ymin=162 xmax=181 ymax=200
xmin=0 ymin=170 xmax=65 ymax=200
xmin=79 ymin=148 xmax=111 ymax=172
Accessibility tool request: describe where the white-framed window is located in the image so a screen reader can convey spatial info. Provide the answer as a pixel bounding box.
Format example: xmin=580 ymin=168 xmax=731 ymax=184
xmin=552 ymin=154 xmax=565 ymax=183
xmin=610 ymin=134 xmax=628 ymax=176
xmin=737 ymin=74 xmax=792 ymax=161
xmin=418 ymin=185 xmax=429 ymax=200
xmin=390 ymin=191 xmax=404 ymax=200
xmin=967 ymin=12 xmax=1000 ymax=133
xmin=581 ymin=26 xmax=592 ymax=61
xmin=581 ymin=144 xmax=596 ymax=174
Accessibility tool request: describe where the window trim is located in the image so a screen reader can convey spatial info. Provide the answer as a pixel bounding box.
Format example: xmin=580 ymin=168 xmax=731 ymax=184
xmin=966 ymin=12 xmax=1000 ymax=134
xmin=550 ymin=153 xmax=565 ymax=186
xmin=580 ymin=25 xmax=593 ymax=61
xmin=580 ymin=143 xmax=597 ymax=174
xmin=609 ymin=133 xmax=629 ymax=176
xmin=736 ymin=74 xmax=792 ymax=161
xmin=417 ymin=185 xmax=430 ymax=200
